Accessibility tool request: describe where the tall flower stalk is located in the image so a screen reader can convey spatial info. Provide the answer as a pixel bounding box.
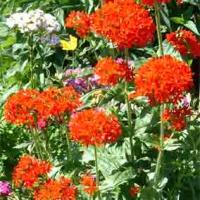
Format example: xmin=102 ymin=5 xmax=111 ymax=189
xmin=153 ymin=1 xmax=165 ymax=186
xmin=28 ymin=34 xmax=35 ymax=88
xmin=94 ymin=146 xmax=102 ymax=200
xmin=124 ymin=49 xmax=134 ymax=162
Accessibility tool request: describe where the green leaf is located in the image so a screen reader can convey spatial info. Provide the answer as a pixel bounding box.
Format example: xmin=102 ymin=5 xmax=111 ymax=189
xmin=101 ymin=167 xmax=136 ymax=191
xmin=140 ymin=187 xmax=160 ymax=200
xmin=162 ymin=40 xmax=182 ymax=60
xmin=0 ymin=23 xmax=9 ymax=38
xmin=184 ymin=20 xmax=200 ymax=36
xmin=170 ymin=17 xmax=185 ymax=24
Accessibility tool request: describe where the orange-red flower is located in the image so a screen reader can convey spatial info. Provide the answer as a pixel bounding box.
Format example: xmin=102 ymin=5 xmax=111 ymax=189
xmin=166 ymin=29 xmax=200 ymax=57
xmin=4 ymin=87 xmax=81 ymax=127
xmin=162 ymin=106 xmax=192 ymax=131
xmin=141 ymin=0 xmax=171 ymax=6
xmin=90 ymin=1 xmax=155 ymax=49
xmin=133 ymin=55 xmax=193 ymax=105
xmin=94 ymin=57 xmax=133 ymax=86
xmin=65 ymin=11 xmax=90 ymax=38
xmin=4 ymin=89 xmax=40 ymax=126
xmin=80 ymin=174 xmax=97 ymax=196
xmin=12 ymin=155 xmax=52 ymax=189
xmin=40 ymin=86 xmax=82 ymax=119
xmin=34 ymin=177 xmax=77 ymax=200
xmin=129 ymin=185 xmax=140 ymax=197
xmin=69 ymin=109 xmax=122 ymax=146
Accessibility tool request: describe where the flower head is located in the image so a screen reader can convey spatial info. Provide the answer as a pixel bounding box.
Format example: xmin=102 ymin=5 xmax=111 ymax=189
xmin=90 ymin=1 xmax=155 ymax=49
xmin=65 ymin=11 xmax=90 ymax=38
xmin=12 ymin=155 xmax=52 ymax=189
xmin=69 ymin=109 xmax=122 ymax=146
xmin=4 ymin=89 xmax=40 ymax=126
xmin=133 ymin=55 xmax=193 ymax=105
xmin=129 ymin=185 xmax=140 ymax=197
xmin=34 ymin=177 xmax=77 ymax=200
xmin=6 ymin=9 xmax=60 ymax=33
xmin=80 ymin=174 xmax=97 ymax=196
xmin=162 ymin=106 xmax=192 ymax=131
xmin=94 ymin=57 xmax=134 ymax=86
xmin=166 ymin=29 xmax=200 ymax=57
xmin=0 ymin=181 xmax=11 ymax=196
xmin=4 ymin=87 xmax=81 ymax=127
xmin=40 ymin=86 xmax=81 ymax=118
xmin=60 ymin=35 xmax=78 ymax=51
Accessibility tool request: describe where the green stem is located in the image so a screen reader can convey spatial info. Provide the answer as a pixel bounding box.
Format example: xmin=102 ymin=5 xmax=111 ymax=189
xmin=94 ymin=146 xmax=102 ymax=200
xmin=42 ymin=131 xmax=52 ymax=161
xmin=124 ymin=49 xmax=134 ymax=162
xmin=32 ymin=129 xmax=43 ymax=159
xmin=125 ymin=83 xmax=134 ymax=162
xmin=154 ymin=104 xmax=165 ymax=185
xmin=63 ymin=124 xmax=71 ymax=160
xmin=154 ymin=2 xmax=164 ymax=56
xmin=28 ymin=34 xmax=35 ymax=88
xmin=153 ymin=2 xmax=165 ymax=186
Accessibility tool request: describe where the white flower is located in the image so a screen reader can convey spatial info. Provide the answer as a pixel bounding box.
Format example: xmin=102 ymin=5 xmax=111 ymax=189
xmin=6 ymin=9 xmax=60 ymax=34
xmin=43 ymin=14 xmax=61 ymax=33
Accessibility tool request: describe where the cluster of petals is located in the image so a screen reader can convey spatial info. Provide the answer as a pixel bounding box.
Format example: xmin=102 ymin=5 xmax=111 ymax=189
xmin=162 ymin=106 xmax=192 ymax=131
xmin=129 ymin=185 xmax=141 ymax=197
xmin=65 ymin=11 xmax=90 ymax=38
xmin=69 ymin=109 xmax=122 ymax=146
xmin=80 ymin=174 xmax=97 ymax=196
xmin=90 ymin=0 xmax=155 ymax=49
xmin=34 ymin=177 xmax=77 ymax=200
xmin=141 ymin=0 xmax=171 ymax=6
xmin=132 ymin=55 xmax=193 ymax=105
xmin=12 ymin=155 xmax=52 ymax=189
xmin=4 ymin=86 xmax=81 ymax=127
xmin=94 ymin=57 xmax=134 ymax=86
xmin=166 ymin=29 xmax=200 ymax=57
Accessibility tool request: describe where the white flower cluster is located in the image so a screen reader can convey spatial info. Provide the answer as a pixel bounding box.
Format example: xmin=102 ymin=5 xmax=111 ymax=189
xmin=6 ymin=9 xmax=60 ymax=33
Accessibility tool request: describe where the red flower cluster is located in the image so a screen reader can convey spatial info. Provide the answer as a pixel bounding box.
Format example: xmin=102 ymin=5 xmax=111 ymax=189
xmin=12 ymin=155 xmax=51 ymax=189
xmin=162 ymin=106 xmax=192 ymax=131
xmin=133 ymin=55 xmax=193 ymax=105
xmin=166 ymin=29 xmax=200 ymax=57
xmin=80 ymin=174 xmax=97 ymax=196
xmin=69 ymin=109 xmax=122 ymax=146
xmin=141 ymin=0 xmax=171 ymax=6
xmin=34 ymin=177 xmax=77 ymax=200
xmin=4 ymin=86 xmax=81 ymax=127
xmin=129 ymin=185 xmax=140 ymax=197
xmin=94 ymin=57 xmax=133 ymax=86
xmin=65 ymin=11 xmax=90 ymax=38
xmin=4 ymin=89 xmax=39 ymax=127
xmin=40 ymin=87 xmax=81 ymax=118
xmin=90 ymin=0 xmax=155 ymax=49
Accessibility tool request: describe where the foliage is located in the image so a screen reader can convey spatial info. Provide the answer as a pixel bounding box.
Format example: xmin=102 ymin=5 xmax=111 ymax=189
xmin=0 ymin=0 xmax=200 ymax=200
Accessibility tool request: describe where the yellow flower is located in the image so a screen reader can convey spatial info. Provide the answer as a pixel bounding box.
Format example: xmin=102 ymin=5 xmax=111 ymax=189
xmin=60 ymin=35 xmax=77 ymax=51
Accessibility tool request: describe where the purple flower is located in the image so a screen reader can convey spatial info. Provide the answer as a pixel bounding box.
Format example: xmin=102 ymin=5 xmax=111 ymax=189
xmin=0 ymin=181 xmax=11 ymax=196
xmin=49 ymin=35 xmax=60 ymax=45
xmin=182 ymin=95 xmax=191 ymax=107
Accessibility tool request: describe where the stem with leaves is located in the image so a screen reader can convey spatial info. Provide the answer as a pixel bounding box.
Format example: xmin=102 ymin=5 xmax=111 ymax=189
xmin=153 ymin=1 xmax=165 ymax=186
xmin=154 ymin=2 xmax=164 ymax=56
xmin=124 ymin=49 xmax=134 ymax=162
xmin=62 ymin=124 xmax=72 ymax=161
xmin=28 ymin=34 xmax=35 ymax=88
xmin=94 ymin=146 xmax=102 ymax=200
xmin=32 ymin=129 xmax=44 ymax=159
